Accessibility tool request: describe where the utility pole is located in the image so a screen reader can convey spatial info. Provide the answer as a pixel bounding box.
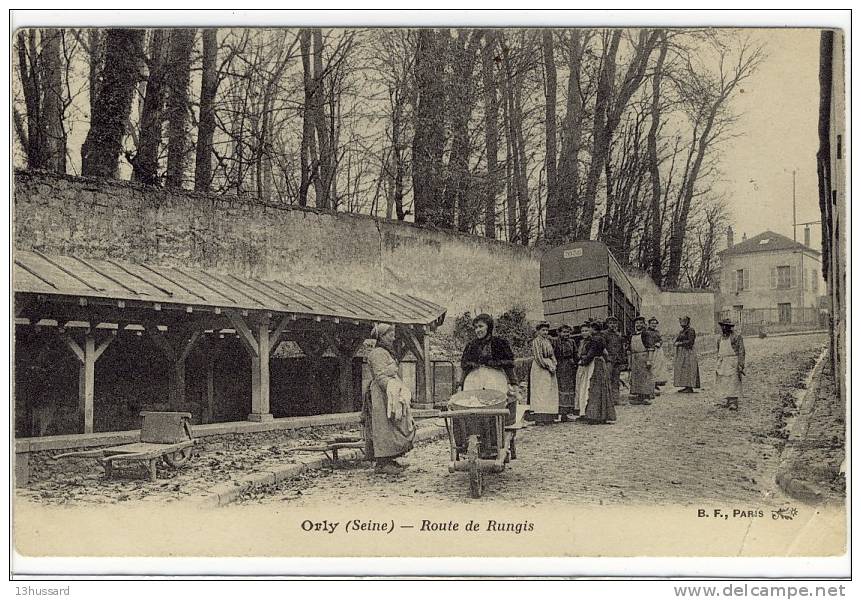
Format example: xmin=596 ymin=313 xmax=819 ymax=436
xmin=792 ymin=169 xmax=797 ymax=242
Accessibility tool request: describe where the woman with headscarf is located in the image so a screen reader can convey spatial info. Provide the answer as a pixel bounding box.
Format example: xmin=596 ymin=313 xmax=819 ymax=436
xmin=528 ymin=321 xmax=559 ymax=424
xmin=552 ymin=323 xmax=578 ymax=421
xmin=460 ymin=313 xmax=517 ymax=392
xmin=575 ymin=321 xmax=616 ymax=425
xmin=363 ymin=323 xmax=416 ymax=475
xmin=673 ymin=316 xmax=701 ymax=393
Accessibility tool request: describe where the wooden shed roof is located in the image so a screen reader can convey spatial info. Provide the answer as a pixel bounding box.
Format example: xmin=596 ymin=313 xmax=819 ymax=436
xmin=13 ymin=250 xmax=446 ymax=328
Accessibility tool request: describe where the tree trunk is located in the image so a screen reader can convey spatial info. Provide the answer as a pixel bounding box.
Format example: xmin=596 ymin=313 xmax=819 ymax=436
xmin=556 ymin=31 xmax=585 ymax=243
xmin=665 ymin=108 xmax=718 ymax=287
xmin=481 ymin=30 xmax=499 ymax=239
xmin=579 ymin=31 xmax=621 ymax=240
xmin=444 ymin=30 xmax=482 ymax=233
xmin=16 ymin=31 xmax=43 ymax=169
xmin=412 ymin=29 xmax=446 ymax=226
xmin=541 ymin=30 xmax=558 ymax=242
xmin=40 ymin=29 xmax=66 ymax=173
xmin=194 ymin=28 xmax=218 ymax=192
xmin=514 ymin=70 xmax=529 ymax=246
xmin=299 ymin=29 xmax=314 ymax=207
xmin=164 ymin=28 xmax=195 ymax=189
xmin=311 ymin=28 xmax=333 ymax=209
xmin=647 ymin=31 xmax=668 ymax=285
xmin=134 ymin=29 xmax=168 ymax=185
xmin=81 ymin=28 xmax=144 ymax=179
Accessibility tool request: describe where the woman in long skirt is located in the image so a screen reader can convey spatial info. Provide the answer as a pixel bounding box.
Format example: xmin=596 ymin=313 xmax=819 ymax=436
xmin=528 ymin=321 xmax=559 ymax=424
xmin=576 ymin=321 xmax=616 ymax=425
xmin=629 ymin=316 xmax=657 ymax=405
xmin=552 ymin=323 xmax=578 ymax=421
xmin=364 ymin=323 xmax=416 ymax=475
xmin=648 ymin=317 xmax=669 ymax=392
xmin=673 ymin=316 xmax=701 ymax=393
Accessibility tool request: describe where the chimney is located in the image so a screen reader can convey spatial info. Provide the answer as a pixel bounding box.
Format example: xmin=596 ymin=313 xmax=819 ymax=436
xmin=804 ymin=224 xmax=811 ymax=247
xmin=726 ymin=226 xmax=734 ymax=249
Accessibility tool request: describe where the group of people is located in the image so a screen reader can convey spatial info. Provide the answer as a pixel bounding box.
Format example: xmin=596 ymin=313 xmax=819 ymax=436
xmin=525 ymin=313 xmax=745 ymax=422
xmin=360 ymin=313 xmax=746 ymax=475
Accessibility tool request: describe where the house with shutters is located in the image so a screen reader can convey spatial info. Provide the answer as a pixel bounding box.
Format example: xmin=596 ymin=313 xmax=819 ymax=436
xmin=717 ymin=227 xmax=823 ymax=327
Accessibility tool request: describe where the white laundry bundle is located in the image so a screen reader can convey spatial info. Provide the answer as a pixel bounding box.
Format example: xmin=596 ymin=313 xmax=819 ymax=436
xmin=385 ymin=378 xmax=412 ymax=420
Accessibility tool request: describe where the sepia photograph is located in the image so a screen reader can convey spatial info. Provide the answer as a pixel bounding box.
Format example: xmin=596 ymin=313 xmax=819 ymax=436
xmin=8 ymin=9 xmax=849 ymax=579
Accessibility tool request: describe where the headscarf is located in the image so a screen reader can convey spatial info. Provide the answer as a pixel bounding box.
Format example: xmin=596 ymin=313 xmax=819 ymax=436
xmin=472 ymin=313 xmax=495 ymax=338
xmin=371 ymin=322 xmax=394 ymax=340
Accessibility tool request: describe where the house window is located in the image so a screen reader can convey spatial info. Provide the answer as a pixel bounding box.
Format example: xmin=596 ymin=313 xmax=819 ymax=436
xmin=778 ymin=303 xmax=792 ymax=324
xmin=735 ymin=268 xmax=750 ymax=291
xmin=776 ymin=266 xmax=792 ymax=290
xmin=812 ymin=269 xmax=819 ymax=293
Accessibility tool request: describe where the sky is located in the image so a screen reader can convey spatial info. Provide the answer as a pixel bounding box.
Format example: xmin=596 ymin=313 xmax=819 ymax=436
xmin=716 ymin=29 xmax=823 ymax=246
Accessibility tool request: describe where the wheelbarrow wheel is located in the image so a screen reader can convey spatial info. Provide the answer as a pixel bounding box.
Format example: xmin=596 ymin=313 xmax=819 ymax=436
xmin=467 ymin=434 xmax=483 ymax=498
xmin=164 ymin=447 xmax=194 ymax=468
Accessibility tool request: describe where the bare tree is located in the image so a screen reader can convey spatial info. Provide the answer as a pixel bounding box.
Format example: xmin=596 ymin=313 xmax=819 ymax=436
xmin=412 ymin=29 xmax=447 ymax=226
xmin=578 ymin=29 xmax=661 ymax=239
xmin=132 ymin=29 xmax=168 ymax=185
xmin=194 ymin=28 xmax=219 ymax=192
xmin=481 ymin=30 xmax=500 ymax=238
xmin=81 ymin=28 xmax=144 ymax=178
xmin=164 ymin=28 xmax=196 ymax=188
xmin=664 ymin=35 xmax=764 ymax=286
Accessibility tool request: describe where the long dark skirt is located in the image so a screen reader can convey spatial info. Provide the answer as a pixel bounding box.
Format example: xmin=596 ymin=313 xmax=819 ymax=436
xmin=584 ymin=357 xmax=617 ymax=423
xmin=673 ymin=347 xmax=701 ymax=388
xmin=557 ymin=358 xmax=577 ymax=413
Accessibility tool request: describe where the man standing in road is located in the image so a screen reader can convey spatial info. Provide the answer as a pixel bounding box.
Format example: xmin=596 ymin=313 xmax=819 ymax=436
xmin=715 ymin=319 xmax=745 ymax=411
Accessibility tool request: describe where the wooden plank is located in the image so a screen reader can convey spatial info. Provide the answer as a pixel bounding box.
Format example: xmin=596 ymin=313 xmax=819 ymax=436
xmin=268 ymin=314 xmax=293 ymax=354
xmin=249 ymin=316 xmax=271 ymax=420
xmin=59 ymin=333 xmax=85 ymax=363
xmin=81 ymin=333 xmax=96 ymax=434
xmin=94 ymin=335 xmax=114 ymax=361
xmin=14 ymin=259 xmax=59 ymax=289
xmin=225 ymin=311 xmax=258 ymax=358
xmin=32 ymin=251 xmax=105 ymax=291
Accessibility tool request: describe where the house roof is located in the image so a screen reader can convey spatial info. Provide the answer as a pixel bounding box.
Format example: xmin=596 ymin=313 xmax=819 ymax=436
xmin=13 ymin=250 xmax=447 ymax=328
xmin=718 ymin=230 xmax=821 ymax=257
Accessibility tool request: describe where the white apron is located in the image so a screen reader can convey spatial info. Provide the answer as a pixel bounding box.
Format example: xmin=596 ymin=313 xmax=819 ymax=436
xmin=574 ymin=360 xmax=595 ymax=412
xmin=715 ymin=337 xmax=743 ymax=398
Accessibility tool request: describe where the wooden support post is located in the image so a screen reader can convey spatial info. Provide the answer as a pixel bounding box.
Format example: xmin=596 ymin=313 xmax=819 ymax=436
xmin=148 ymin=326 xmax=200 ymax=411
xmin=227 ymin=311 xmax=272 ymax=422
xmin=249 ymin=315 xmax=272 ymax=422
xmin=402 ymin=328 xmax=433 ymax=409
xmin=60 ymin=331 xmax=101 ymax=434
xmin=205 ymin=357 xmax=215 ymax=424
xmin=81 ymin=333 xmax=96 ymax=434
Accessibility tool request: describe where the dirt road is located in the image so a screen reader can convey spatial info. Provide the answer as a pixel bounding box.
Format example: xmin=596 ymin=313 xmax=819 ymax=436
xmin=239 ymin=334 xmax=827 ymax=508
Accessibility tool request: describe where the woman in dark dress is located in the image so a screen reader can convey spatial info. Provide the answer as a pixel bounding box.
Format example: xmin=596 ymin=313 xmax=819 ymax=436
xmin=552 ymin=324 xmax=578 ymax=421
xmin=575 ymin=321 xmax=616 ymax=425
xmin=673 ymin=316 xmax=701 ymax=393
xmin=460 ymin=313 xmax=517 ymax=391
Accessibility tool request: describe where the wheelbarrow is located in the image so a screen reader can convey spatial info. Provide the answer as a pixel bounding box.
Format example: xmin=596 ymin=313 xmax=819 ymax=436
xmin=284 ymin=433 xmax=367 ymax=465
xmin=53 ymin=411 xmax=197 ymax=482
xmin=441 ymin=389 xmax=520 ymax=498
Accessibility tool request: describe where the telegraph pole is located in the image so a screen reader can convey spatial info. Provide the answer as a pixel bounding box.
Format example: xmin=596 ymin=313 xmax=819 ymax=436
xmin=792 ymin=169 xmax=797 ymax=242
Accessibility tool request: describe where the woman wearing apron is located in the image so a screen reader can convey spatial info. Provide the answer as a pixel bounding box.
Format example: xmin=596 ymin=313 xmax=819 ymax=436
xmin=628 ymin=316 xmax=657 ymax=405
xmin=528 ymin=321 xmax=559 ymax=424
xmin=715 ymin=319 xmax=745 ymax=410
